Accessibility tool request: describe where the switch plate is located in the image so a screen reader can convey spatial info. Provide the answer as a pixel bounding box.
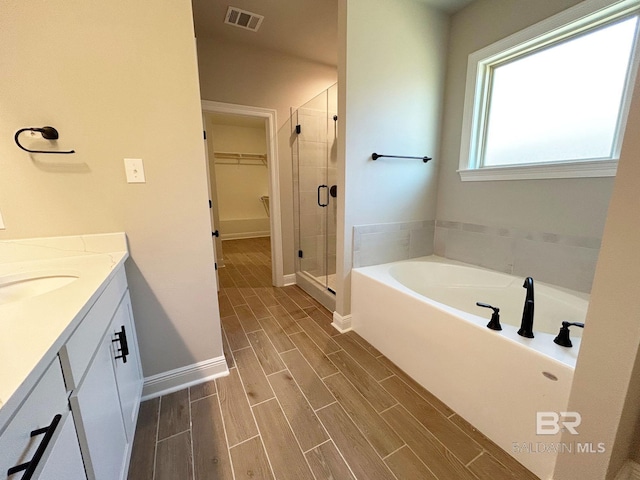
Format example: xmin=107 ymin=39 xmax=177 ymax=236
xmin=124 ymin=158 xmax=146 ymax=183
xmin=0 ymin=210 xmax=5 ymax=230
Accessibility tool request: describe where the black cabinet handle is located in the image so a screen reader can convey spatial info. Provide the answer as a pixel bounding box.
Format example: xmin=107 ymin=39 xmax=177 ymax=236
xmin=7 ymin=414 xmax=62 ymax=479
xmin=112 ymin=325 xmax=130 ymax=363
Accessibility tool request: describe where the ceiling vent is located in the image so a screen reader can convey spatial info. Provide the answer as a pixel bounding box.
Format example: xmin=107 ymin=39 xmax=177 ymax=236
xmin=225 ymin=6 xmax=264 ymax=32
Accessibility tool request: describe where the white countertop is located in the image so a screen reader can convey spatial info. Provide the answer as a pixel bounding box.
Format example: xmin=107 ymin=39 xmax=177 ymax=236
xmin=0 ymin=233 xmax=128 ymax=427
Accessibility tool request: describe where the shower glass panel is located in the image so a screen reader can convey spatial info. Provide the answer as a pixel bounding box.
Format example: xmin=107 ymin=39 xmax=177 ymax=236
xmin=293 ymin=84 xmax=338 ymax=303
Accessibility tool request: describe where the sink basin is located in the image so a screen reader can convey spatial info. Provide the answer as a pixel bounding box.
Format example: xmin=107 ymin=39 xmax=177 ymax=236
xmin=0 ymin=271 xmax=79 ymax=305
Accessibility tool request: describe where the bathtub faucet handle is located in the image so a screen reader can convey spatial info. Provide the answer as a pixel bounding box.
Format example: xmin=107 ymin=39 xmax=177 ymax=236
xmin=553 ymin=321 xmax=585 ymax=348
xmin=476 ymin=302 xmax=502 ymax=331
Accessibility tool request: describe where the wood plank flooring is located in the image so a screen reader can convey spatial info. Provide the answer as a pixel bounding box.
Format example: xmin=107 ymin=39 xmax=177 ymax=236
xmin=127 ymin=237 xmax=538 ymax=480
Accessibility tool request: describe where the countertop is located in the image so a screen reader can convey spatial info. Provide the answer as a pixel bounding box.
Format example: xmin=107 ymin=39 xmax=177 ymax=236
xmin=0 ymin=233 xmax=128 ymax=428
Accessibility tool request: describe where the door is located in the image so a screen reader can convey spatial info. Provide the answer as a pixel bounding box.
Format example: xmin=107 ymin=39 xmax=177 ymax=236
xmin=295 ymin=106 xmax=330 ymax=290
xmin=203 ymin=115 xmax=223 ymax=287
xmin=71 ymin=332 xmax=128 ymax=480
xmin=109 ymin=291 xmax=143 ymax=442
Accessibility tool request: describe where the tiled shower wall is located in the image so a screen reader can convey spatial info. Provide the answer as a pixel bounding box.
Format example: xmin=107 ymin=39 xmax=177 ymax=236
xmin=352 ymin=220 xmax=600 ymax=293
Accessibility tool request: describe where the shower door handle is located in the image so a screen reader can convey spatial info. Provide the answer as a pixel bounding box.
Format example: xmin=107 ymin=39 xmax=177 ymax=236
xmin=317 ymin=185 xmax=329 ymax=207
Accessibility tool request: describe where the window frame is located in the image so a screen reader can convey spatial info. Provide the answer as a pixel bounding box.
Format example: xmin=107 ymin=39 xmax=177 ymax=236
xmin=458 ymin=0 xmax=640 ymax=182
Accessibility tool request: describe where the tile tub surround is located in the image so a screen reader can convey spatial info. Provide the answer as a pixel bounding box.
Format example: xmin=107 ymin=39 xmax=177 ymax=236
xmin=434 ymin=221 xmax=601 ymax=293
xmin=353 ymin=220 xmax=435 ymax=268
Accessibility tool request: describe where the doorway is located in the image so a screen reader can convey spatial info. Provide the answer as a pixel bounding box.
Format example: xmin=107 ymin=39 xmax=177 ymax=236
xmin=201 ymin=101 xmax=284 ymax=287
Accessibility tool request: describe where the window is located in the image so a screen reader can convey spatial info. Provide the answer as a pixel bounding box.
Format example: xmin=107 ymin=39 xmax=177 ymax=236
xmin=459 ymin=0 xmax=640 ymax=181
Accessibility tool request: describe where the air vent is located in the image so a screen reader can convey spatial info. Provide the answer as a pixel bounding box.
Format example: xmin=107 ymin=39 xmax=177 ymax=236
xmin=225 ymin=6 xmax=264 ymax=32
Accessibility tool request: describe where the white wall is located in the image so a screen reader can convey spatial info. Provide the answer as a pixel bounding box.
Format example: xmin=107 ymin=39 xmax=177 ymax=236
xmin=0 ymin=0 xmax=222 ymax=379
xmin=337 ymin=0 xmax=449 ymax=315
xmin=437 ymin=0 xmax=610 ymax=237
xmin=196 ymin=38 xmax=337 ymax=274
xmin=554 ymin=68 xmax=640 ymax=480
xmin=209 ymin=123 xmax=267 ymax=152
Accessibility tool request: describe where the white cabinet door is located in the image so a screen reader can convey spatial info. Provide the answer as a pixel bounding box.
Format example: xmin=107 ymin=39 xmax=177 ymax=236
xmin=109 ymin=291 xmax=143 ymax=442
xmin=71 ymin=332 xmax=129 ymax=480
xmin=0 ymin=360 xmax=81 ymax=480
xmin=38 ymin=412 xmax=87 ymax=480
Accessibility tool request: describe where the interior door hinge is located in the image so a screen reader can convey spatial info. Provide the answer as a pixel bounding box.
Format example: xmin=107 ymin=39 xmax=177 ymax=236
xmin=215 ymin=262 xmax=218 ymax=271
xmin=295 ymin=125 xmax=301 ymax=134
xmin=298 ymin=250 xmax=303 ymax=258
xmin=209 ymin=199 xmax=212 ymax=208
xmin=203 ymin=130 xmax=207 ymax=140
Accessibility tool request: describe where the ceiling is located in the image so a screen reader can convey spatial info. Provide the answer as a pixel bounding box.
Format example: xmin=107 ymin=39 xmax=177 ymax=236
xmin=191 ymin=0 xmax=474 ymax=67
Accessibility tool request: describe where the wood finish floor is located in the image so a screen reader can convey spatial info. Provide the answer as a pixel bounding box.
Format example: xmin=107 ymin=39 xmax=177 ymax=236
xmin=127 ymin=237 xmax=538 ymax=480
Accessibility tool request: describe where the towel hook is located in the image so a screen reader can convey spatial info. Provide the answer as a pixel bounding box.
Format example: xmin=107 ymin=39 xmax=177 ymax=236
xmin=14 ymin=126 xmax=76 ymax=154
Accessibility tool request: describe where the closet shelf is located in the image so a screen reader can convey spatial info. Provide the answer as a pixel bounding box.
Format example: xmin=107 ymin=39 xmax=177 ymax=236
xmin=213 ymin=151 xmax=267 ymax=166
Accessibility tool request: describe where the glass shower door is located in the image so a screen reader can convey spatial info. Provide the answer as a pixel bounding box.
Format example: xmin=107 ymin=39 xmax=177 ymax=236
xmin=293 ymin=85 xmax=337 ymax=294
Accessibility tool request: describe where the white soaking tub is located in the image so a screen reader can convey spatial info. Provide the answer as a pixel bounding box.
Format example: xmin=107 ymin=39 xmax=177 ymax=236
xmin=351 ymin=256 xmax=590 ymax=480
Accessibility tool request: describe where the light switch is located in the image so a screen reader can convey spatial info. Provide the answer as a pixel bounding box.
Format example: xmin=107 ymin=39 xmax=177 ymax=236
xmin=124 ymin=158 xmax=146 ymax=183
xmin=0 ymin=210 xmax=5 ymax=230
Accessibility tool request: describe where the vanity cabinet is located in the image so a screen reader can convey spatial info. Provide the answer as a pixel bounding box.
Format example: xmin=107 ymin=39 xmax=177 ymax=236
xmin=63 ymin=267 xmax=143 ymax=480
xmin=0 ymin=359 xmax=86 ymax=480
xmin=70 ymin=327 xmax=129 ymax=480
xmin=110 ymin=292 xmax=143 ymax=443
xmin=37 ymin=412 xmax=87 ymax=480
xmin=0 ymin=234 xmax=141 ymax=480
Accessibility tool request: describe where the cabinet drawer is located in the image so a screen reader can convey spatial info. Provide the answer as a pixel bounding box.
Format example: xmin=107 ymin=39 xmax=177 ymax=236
xmin=0 ymin=359 xmax=68 ymax=479
xmin=59 ymin=268 xmax=127 ymax=390
xmin=38 ymin=411 xmax=86 ymax=480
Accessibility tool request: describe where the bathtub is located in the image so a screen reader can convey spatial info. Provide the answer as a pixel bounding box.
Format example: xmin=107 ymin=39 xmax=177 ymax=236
xmin=351 ymin=256 xmax=590 ymax=480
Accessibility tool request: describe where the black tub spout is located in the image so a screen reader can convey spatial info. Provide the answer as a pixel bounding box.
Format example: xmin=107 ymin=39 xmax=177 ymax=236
xmin=518 ymin=277 xmax=535 ymax=338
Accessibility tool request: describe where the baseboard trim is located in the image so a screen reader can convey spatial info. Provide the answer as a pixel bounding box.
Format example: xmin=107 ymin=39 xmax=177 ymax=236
xmin=283 ymin=274 xmax=296 ymax=286
xmin=141 ymin=356 xmax=229 ymax=400
xmin=332 ymin=312 xmax=352 ymax=333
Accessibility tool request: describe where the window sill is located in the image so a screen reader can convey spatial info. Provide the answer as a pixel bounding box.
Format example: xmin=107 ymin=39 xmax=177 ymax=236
xmin=458 ymin=159 xmax=618 ymax=181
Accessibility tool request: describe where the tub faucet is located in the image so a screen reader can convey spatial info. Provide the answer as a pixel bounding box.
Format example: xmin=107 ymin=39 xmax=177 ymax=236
xmin=518 ymin=277 xmax=535 ymax=338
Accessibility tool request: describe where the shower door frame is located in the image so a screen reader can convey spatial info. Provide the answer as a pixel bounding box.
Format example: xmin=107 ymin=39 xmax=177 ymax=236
xmin=201 ymin=100 xmax=285 ymax=287
xmin=292 ymin=88 xmax=338 ymax=312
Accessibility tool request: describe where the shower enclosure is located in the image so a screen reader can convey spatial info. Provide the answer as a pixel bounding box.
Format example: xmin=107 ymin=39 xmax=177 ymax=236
xmin=292 ymin=84 xmax=338 ymax=311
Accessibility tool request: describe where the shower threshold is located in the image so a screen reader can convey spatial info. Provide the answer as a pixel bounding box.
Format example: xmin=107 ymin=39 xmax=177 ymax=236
xmin=295 ymin=271 xmax=336 ymax=311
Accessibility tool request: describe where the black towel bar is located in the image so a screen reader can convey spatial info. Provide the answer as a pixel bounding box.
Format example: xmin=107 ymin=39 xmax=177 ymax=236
xmin=371 ymin=153 xmax=432 ymax=163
